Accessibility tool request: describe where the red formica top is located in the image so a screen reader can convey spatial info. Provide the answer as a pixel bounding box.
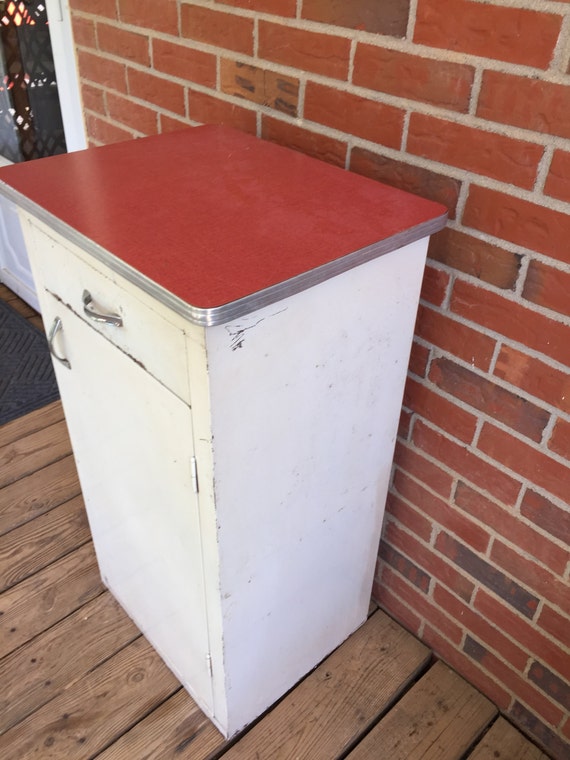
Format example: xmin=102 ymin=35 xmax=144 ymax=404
xmin=0 ymin=125 xmax=447 ymax=325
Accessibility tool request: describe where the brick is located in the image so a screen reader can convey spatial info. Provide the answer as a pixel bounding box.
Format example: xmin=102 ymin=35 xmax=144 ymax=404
xmin=454 ymin=482 xmax=568 ymax=576
xmin=549 ymin=417 xmax=570 ymax=460
xmin=261 ymin=116 xmax=347 ymax=168
xmin=215 ymin=0 xmax=296 ymax=15
xmin=379 ymin=541 xmax=431 ymax=593
xmin=220 ymin=59 xmax=299 ymax=116
xmin=374 ymin=580 xmax=422 ymax=636
xmin=304 ymin=82 xmax=404 ymax=149
xmin=436 ymin=532 xmax=539 ymax=619
xmin=509 ymin=702 xmax=570 ymax=760
xmin=302 ymin=0 xmax=410 ymax=38
xmin=160 ymin=114 xmax=190 ymax=133
xmin=188 ymin=90 xmax=256 ymax=134
xmin=407 ymin=113 xmax=542 ymax=189
xmin=118 ymin=0 xmax=178 ymax=35
xmin=420 ymin=264 xmax=449 ymax=307
xmin=429 ymin=357 xmax=550 ymax=443
xmin=181 ymin=4 xmax=254 ymax=55
xmin=463 ymin=637 xmax=564 ymax=726
xmin=258 ymin=21 xmax=350 ymax=79
xmin=413 ymin=420 xmax=521 ymax=505
xmin=529 ymin=661 xmax=570 ymax=711
xmin=106 ymin=93 xmax=158 ymax=135
xmin=393 ymin=439 xmax=454 ymax=498
xmin=520 ymin=489 xmax=570 ymax=547
xmin=77 ymin=50 xmax=127 ymax=93
xmin=398 ymin=408 xmax=412 ymax=440
xmin=394 ymin=470 xmax=488 ymax=552
xmin=97 ymin=24 xmax=150 ymax=66
xmin=71 ymin=16 xmax=96 ymax=48
xmin=128 ymin=69 xmax=185 ymax=116
xmin=463 ymin=185 xmax=570 ymax=266
xmin=152 ymin=39 xmax=217 ymax=89
xmin=385 ymin=490 xmax=433 ymax=543
xmin=350 ymin=148 xmax=461 ymax=217
xmin=451 ymin=279 xmax=570 ymax=367
xmin=478 ymin=423 xmax=569 ymax=504
xmin=403 ymin=376 xmax=477 ymax=443
xmin=414 ymin=0 xmax=561 ymax=69
xmin=81 ymin=84 xmax=106 ymax=115
xmin=414 ymin=305 xmax=496 ymax=371
xmin=353 ymin=44 xmax=474 ymax=112
xmin=382 ymin=566 xmax=464 ymax=644
xmin=433 ymin=583 xmax=529 ymax=671
xmin=384 ymin=520 xmax=475 ymax=601
xmin=491 ymin=540 xmax=567 ymax=612
xmin=84 ymin=114 xmax=133 ymax=145
xmin=428 ymin=228 xmax=521 ymax=290
xmin=408 ymin=341 xmax=430 ymax=378
xmin=545 ymin=150 xmax=570 ymax=203
xmin=538 ymin=605 xmax=569 ymax=647
xmin=477 ymin=71 xmax=570 ymax=140
xmin=494 ymin=345 xmax=570 ymax=416
xmin=523 ymin=259 xmax=570 ymax=319
xmin=422 ymin=626 xmax=512 ymax=711
xmin=71 ymin=0 xmax=117 ymax=18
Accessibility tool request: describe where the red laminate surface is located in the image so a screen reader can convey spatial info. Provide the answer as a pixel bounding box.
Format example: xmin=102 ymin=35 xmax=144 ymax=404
xmin=0 ymin=126 xmax=446 ymax=310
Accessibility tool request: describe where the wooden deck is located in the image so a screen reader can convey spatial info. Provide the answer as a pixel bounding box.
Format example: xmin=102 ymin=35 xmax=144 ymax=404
xmin=0 ymin=285 xmax=552 ymax=759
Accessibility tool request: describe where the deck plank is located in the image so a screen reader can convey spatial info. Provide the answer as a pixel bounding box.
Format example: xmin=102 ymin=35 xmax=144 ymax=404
xmin=468 ymin=717 xmax=551 ymax=760
xmin=0 ymin=418 xmax=72 ymax=488
xmin=0 ymin=454 xmax=80 ymax=536
xmin=0 ymin=592 xmax=140 ymax=734
xmin=0 ymin=400 xmax=64 ymax=448
xmin=222 ymin=610 xmax=431 ymax=760
xmin=96 ymin=688 xmax=226 ymax=760
xmin=0 ymin=543 xmax=103 ymax=659
xmin=347 ymin=660 xmax=497 ymax=760
xmin=0 ymin=495 xmax=91 ymax=592
xmin=0 ymin=637 xmax=181 ymax=760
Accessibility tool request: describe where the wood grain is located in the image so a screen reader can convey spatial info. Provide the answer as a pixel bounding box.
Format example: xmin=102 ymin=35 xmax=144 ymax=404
xmin=347 ymin=660 xmax=497 ymax=759
xmin=0 ymin=418 xmax=72 ymax=488
xmin=0 ymin=637 xmax=181 ymax=760
xmin=0 ymin=543 xmax=103 ymax=659
xmin=225 ymin=610 xmax=431 ymax=759
xmin=0 ymin=455 xmax=80 ymax=536
xmin=468 ymin=717 xmax=551 ymax=760
xmin=97 ymin=688 xmax=226 ymax=759
xmin=0 ymin=495 xmax=91 ymax=592
xmin=0 ymin=592 xmax=140 ymax=733
xmin=0 ymin=399 xmax=64 ymax=448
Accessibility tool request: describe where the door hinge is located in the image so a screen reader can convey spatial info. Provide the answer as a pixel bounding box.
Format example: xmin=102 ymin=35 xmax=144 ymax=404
xmin=206 ymin=653 xmax=213 ymax=677
xmin=191 ymin=456 xmax=199 ymax=493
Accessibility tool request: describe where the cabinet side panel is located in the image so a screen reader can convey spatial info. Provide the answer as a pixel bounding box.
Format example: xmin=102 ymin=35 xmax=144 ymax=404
xmin=206 ymin=239 xmax=429 ymax=734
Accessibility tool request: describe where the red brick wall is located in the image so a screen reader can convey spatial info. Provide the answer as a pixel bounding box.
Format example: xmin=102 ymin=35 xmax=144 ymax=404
xmin=68 ymin=1 xmax=569 ymax=756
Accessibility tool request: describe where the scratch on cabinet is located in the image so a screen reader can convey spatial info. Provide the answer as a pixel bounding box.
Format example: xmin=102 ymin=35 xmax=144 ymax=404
xmin=225 ymin=308 xmax=287 ymax=351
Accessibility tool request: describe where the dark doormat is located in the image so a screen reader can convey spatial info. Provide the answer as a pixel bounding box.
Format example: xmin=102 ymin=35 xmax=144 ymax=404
xmin=0 ymin=298 xmax=59 ymax=427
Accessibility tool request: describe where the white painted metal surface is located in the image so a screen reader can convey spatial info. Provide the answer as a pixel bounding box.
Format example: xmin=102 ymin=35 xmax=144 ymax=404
xmin=22 ymin=209 xmax=431 ymax=736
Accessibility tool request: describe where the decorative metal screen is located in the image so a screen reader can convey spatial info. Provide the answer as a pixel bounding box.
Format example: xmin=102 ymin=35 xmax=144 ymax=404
xmin=0 ymin=1 xmax=66 ymax=162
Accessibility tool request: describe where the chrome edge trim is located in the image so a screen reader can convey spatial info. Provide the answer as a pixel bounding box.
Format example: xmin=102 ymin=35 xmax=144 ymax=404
xmin=0 ymin=181 xmax=447 ymax=328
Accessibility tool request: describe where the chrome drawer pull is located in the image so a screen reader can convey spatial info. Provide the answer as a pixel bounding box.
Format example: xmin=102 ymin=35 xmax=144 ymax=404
xmin=47 ymin=317 xmax=71 ymax=369
xmin=83 ymin=290 xmax=123 ymax=327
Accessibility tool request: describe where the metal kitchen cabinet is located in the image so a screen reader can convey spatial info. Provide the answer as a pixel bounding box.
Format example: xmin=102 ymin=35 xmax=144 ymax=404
xmin=0 ymin=126 xmax=447 ymax=737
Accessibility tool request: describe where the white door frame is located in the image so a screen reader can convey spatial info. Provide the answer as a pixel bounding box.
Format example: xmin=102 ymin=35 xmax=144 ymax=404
xmin=0 ymin=0 xmax=86 ymax=309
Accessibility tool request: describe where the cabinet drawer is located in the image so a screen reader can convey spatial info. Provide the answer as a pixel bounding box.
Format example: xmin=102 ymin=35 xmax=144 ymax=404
xmin=26 ymin=219 xmax=191 ymax=403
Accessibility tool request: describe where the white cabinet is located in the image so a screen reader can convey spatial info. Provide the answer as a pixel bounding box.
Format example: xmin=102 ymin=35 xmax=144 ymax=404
xmin=1 ymin=126 xmax=447 ymax=737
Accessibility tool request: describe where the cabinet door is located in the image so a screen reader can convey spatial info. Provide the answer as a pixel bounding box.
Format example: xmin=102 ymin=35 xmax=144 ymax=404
xmin=41 ymin=291 xmax=213 ymax=713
